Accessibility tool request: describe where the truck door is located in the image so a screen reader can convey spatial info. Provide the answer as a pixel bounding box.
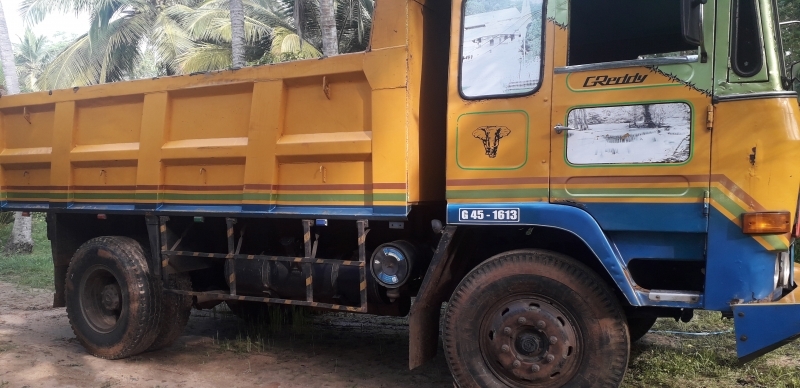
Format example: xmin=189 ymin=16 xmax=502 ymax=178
xmin=548 ymin=0 xmax=715 ymax=292
xmin=446 ymin=0 xmax=553 ymax=217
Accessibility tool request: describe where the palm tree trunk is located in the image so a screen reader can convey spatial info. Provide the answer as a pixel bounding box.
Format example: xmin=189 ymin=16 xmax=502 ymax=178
xmin=0 ymin=2 xmax=20 ymax=95
xmin=0 ymin=2 xmax=32 ymax=254
xmin=319 ymin=0 xmax=339 ymax=56
xmin=229 ymin=0 xmax=246 ymax=68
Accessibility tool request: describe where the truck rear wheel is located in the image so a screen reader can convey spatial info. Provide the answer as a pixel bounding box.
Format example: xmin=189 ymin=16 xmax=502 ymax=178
xmin=148 ymin=273 xmax=193 ymax=351
xmin=443 ymin=250 xmax=629 ymax=388
xmin=65 ymin=237 xmax=161 ymax=359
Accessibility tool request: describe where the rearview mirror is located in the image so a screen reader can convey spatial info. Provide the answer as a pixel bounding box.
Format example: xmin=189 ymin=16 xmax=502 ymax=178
xmin=681 ymin=0 xmax=705 ymax=49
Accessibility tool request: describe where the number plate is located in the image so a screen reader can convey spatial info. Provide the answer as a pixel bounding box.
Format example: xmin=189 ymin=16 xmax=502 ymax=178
xmin=458 ymin=208 xmax=521 ymax=223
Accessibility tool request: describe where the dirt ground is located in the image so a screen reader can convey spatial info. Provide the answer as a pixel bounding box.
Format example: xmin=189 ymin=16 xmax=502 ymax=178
xmin=0 ymin=282 xmax=454 ymax=388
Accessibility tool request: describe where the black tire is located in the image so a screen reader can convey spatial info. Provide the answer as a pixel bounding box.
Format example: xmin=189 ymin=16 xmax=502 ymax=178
xmin=443 ymin=250 xmax=629 ymax=388
xmin=627 ymin=315 xmax=657 ymax=343
xmin=148 ymin=273 xmax=193 ymax=351
xmin=65 ymin=236 xmax=161 ymax=359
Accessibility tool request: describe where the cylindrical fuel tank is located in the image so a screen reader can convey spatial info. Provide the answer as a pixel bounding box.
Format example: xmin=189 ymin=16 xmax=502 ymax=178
xmin=226 ymin=259 xmax=384 ymax=307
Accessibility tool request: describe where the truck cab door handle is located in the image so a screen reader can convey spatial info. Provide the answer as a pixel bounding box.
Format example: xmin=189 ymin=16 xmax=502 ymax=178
xmin=554 ymin=124 xmax=576 ymax=134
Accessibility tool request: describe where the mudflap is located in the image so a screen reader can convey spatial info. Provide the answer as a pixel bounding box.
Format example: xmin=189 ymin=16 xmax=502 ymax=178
xmin=733 ymin=270 xmax=800 ymax=362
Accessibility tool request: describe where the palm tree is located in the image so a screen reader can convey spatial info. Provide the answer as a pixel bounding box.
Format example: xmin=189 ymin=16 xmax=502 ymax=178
xmin=21 ymin=0 xmax=201 ymax=90
xmin=170 ymin=0 xmax=288 ymax=72
xmin=318 ymin=0 xmax=338 ymax=56
xmin=176 ymin=0 xmax=373 ymax=71
xmin=292 ymin=0 xmax=373 ymax=55
xmin=0 ymin=1 xmax=33 ymax=254
xmin=230 ymin=0 xmax=246 ymax=68
xmin=0 ymin=2 xmax=20 ymax=94
xmin=15 ymin=29 xmax=53 ymax=93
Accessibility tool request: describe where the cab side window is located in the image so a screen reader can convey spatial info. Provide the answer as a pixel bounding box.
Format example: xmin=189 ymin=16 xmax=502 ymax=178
xmin=460 ymin=0 xmax=546 ymax=98
xmin=568 ymin=0 xmax=697 ymax=66
xmin=731 ymin=0 xmax=764 ymax=77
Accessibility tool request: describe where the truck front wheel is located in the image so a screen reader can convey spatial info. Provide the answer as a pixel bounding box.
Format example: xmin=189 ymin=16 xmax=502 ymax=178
xmin=443 ymin=250 xmax=629 ymax=387
xmin=65 ymin=237 xmax=161 ymax=359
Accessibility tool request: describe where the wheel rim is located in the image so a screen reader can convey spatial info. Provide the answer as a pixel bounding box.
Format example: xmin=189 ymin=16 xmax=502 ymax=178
xmin=79 ymin=265 xmax=124 ymax=334
xmin=480 ymin=296 xmax=581 ymax=387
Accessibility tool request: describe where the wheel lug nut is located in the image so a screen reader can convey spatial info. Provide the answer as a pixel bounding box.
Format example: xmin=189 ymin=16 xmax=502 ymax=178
xmin=503 ymin=327 xmax=512 ymax=335
xmin=517 ymin=317 xmax=526 ymax=324
xmin=546 ymin=354 xmax=555 ymax=363
xmin=531 ymin=364 xmax=540 ymax=372
xmin=512 ymin=360 xmax=521 ymax=368
xmin=549 ymin=336 xmax=558 ymax=344
xmin=501 ymin=345 xmax=510 ymax=352
xmin=536 ymin=320 xmax=546 ymax=329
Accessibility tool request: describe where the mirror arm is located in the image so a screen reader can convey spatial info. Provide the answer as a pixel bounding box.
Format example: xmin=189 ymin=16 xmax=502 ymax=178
xmin=699 ymin=4 xmax=708 ymax=63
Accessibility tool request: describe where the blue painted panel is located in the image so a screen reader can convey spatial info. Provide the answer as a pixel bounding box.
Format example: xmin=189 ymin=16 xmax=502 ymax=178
xmin=705 ymin=208 xmax=778 ymax=311
xmin=2 ymin=201 xmax=50 ymax=211
xmin=609 ymin=231 xmax=706 ymax=263
xmin=733 ymin=301 xmax=800 ymax=362
xmin=448 ymin=202 xmax=643 ymax=306
xmin=580 ymin=203 xmax=707 ymax=233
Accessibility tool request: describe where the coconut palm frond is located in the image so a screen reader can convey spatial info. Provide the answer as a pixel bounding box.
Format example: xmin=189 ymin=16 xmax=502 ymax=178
xmin=176 ymin=1 xmax=273 ymax=45
xmin=19 ymin=0 xmax=93 ymax=24
xmin=151 ymin=6 xmax=196 ymax=70
xmin=269 ymin=27 xmax=320 ymax=58
xmin=336 ymin=0 xmax=373 ymax=52
xmin=97 ymin=7 xmax=152 ymax=81
xmin=178 ymin=43 xmax=232 ymax=73
xmin=37 ymin=34 xmax=102 ymax=89
xmin=15 ymin=29 xmax=52 ymax=92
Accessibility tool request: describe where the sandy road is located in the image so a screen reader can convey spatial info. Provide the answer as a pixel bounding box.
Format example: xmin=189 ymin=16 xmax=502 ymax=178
xmin=0 ymin=282 xmax=454 ymax=388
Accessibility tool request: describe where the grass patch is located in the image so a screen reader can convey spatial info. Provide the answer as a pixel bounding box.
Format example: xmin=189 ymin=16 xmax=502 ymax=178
xmin=624 ymin=310 xmax=800 ymax=387
xmin=211 ymin=304 xmax=315 ymax=354
xmin=0 ymin=213 xmax=53 ymax=290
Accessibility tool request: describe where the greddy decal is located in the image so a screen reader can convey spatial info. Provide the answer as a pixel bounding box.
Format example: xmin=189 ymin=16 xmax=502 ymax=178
xmin=583 ymin=73 xmax=648 ymax=87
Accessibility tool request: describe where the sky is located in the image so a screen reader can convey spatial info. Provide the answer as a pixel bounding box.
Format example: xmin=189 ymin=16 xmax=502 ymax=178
xmin=1 ymin=0 xmax=88 ymax=43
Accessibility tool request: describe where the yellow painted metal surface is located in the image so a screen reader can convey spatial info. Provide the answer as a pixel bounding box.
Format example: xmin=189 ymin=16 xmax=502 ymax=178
xmin=0 ymin=0 xmax=450 ymax=216
xmin=710 ymin=97 xmax=800 ymax=250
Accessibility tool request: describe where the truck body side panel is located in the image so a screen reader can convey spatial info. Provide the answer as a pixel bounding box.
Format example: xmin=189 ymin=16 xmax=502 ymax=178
xmin=0 ymin=0 xmax=450 ymax=220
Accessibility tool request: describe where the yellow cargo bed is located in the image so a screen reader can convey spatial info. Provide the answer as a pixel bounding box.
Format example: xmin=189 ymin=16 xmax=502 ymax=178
xmin=0 ymin=0 xmax=449 ymax=218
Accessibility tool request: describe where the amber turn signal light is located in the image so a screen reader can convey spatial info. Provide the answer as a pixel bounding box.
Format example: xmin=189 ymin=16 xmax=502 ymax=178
xmin=742 ymin=212 xmax=791 ymax=234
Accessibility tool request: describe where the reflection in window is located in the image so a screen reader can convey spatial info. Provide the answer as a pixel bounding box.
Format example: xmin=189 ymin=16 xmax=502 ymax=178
xmin=461 ymin=0 xmax=544 ymax=98
xmin=568 ymin=0 xmax=698 ymax=66
xmin=566 ymin=103 xmax=692 ymax=165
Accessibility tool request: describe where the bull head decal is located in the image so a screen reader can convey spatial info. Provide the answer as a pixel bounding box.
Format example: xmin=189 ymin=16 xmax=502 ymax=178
xmin=472 ymin=126 xmax=511 ymax=158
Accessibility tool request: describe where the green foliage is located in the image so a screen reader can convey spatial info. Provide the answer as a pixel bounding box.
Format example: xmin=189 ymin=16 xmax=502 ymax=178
xmin=19 ymin=0 xmax=374 ymax=85
xmin=779 ymin=0 xmax=800 ymax=70
xmin=21 ymin=0 xmax=204 ymax=89
xmin=465 ymin=0 xmax=527 ymax=16
xmin=0 ymin=213 xmax=53 ymax=290
xmin=13 ymin=29 xmax=74 ymax=93
xmin=624 ymin=311 xmax=800 ymax=387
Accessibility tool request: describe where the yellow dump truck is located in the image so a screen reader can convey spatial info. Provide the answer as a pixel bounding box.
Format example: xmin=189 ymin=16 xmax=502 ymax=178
xmin=4 ymin=0 xmax=800 ymax=386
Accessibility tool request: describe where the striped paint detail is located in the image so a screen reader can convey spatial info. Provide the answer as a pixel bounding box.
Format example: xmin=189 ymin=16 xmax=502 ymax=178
xmin=448 ymin=174 xmax=790 ymax=251
xmin=2 ymin=183 xmax=408 ymax=205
